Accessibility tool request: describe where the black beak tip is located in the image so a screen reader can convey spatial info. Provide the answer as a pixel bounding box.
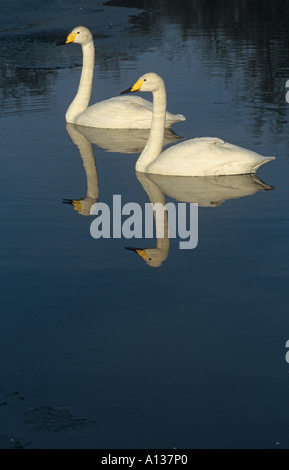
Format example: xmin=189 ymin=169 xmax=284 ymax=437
xmin=125 ymin=246 xmax=142 ymax=253
xmin=120 ymin=86 xmax=133 ymax=95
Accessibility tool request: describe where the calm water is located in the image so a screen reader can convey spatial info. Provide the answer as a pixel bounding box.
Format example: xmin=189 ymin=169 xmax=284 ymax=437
xmin=0 ymin=0 xmax=289 ymax=449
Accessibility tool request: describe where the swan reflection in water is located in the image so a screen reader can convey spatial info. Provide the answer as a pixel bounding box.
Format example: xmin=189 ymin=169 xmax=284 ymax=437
xmin=63 ymin=123 xmax=100 ymax=216
xmin=68 ymin=123 xmax=183 ymax=154
xmin=126 ymin=171 xmax=274 ymax=268
xmin=63 ymin=123 xmax=183 ymax=215
xmin=64 ymin=123 xmax=274 ymax=267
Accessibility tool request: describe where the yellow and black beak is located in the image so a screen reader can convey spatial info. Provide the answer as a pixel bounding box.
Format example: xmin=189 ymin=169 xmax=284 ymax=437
xmin=121 ymin=79 xmax=144 ymax=95
xmin=66 ymin=32 xmax=77 ymax=44
xmin=125 ymin=246 xmax=150 ymax=261
xmin=63 ymin=198 xmax=83 ymax=212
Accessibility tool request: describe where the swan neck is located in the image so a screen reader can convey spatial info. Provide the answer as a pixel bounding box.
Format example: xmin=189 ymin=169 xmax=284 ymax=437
xmin=66 ymin=41 xmax=94 ymax=122
xmin=136 ymin=84 xmax=167 ymax=172
xmin=136 ymin=172 xmax=170 ymax=265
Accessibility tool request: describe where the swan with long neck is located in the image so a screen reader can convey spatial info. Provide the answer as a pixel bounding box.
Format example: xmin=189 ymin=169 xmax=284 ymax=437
xmin=65 ymin=27 xmax=185 ymax=129
xmin=121 ymin=73 xmax=275 ymax=176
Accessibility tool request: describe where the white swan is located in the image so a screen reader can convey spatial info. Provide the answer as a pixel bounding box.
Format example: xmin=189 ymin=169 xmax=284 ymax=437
xmin=65 ymin=27 xmax=185 ymax=129
xmin=121 ymin=72 xmax=275 ymax=176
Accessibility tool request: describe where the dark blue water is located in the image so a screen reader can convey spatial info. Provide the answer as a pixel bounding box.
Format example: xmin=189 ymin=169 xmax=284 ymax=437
xmin=0 ymin=0 xmax=289 ymax=449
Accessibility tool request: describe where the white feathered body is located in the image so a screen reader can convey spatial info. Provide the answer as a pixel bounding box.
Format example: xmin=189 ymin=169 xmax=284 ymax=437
xmin=145 ymin=137 xmax=275 ymax=176
xmin=71 ymin=95 xmax=185 ymax=129
xmin=65 ymin=27 xmax=185 ymax=129
xmin=126 ymin=73 xmax=275 ymax=177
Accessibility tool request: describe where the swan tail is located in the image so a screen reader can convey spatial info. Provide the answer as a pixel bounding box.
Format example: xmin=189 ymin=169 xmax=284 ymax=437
xmin=171 ymin=114 xmax=186 ymax=123
xmin=252 ymin=156 xmax=275 ymax=172
xmin=165 ymin=113 xmax=186 ymax=127
xmin=259 ymin=156 xmax=275 ymax=165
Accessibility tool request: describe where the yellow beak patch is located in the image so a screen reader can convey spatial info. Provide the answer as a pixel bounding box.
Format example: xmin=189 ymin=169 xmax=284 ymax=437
xmin=72 ymin=200 xmax=82 ymax=212
xmin=66 ymin=32 xmax=77 ymax=44
xmin=136 ymin=249 xmax=149 ymax=260
xmin=131 ymin=79 xmax=144 ymax=92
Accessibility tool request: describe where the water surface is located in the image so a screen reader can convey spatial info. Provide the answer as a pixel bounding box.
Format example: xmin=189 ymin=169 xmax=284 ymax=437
xmin=0 ymin=0 xmax=288 ymax=449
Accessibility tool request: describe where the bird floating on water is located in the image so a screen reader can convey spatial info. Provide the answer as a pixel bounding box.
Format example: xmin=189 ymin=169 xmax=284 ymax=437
xmin=121 ymin=72 xmax=275 ymax=176
xmin=65 ymin=27 xmax=185 ymax=129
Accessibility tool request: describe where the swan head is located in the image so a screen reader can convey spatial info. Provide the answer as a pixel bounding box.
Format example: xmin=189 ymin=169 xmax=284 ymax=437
xmin=66 ymin=26 xmax=93 ymax=46
xmin=125 ymin=247 xmax=165 ymax=268
xmin=121 ymin=72 xmax=165 ymax=94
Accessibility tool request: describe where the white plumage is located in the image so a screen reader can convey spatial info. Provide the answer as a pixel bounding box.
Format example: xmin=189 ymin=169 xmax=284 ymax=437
xmin=123 ymin=72 xmax=275 ymax=176
xmin=65 ymin=27 xmax=185 ymax=129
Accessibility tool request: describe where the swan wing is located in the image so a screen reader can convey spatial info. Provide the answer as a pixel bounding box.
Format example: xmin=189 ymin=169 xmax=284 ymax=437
xmin=148 ymin=137 xmax=275 ymax=176
xmin=75 ymin=96 xmax=185 ymax=129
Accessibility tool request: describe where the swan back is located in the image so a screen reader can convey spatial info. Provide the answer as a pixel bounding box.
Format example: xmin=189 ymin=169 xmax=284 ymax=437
xmin=148 ymin=137 xmax=275 ymax=176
